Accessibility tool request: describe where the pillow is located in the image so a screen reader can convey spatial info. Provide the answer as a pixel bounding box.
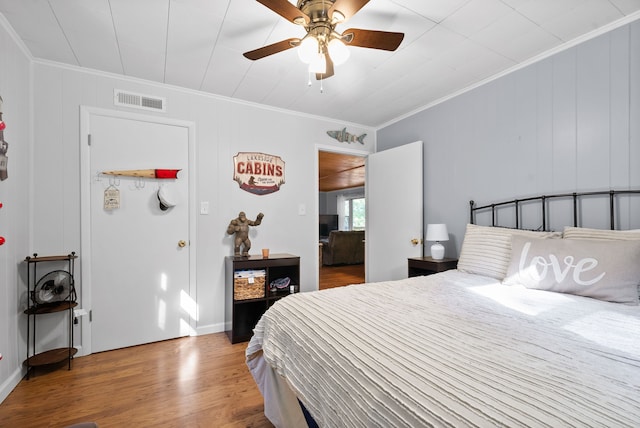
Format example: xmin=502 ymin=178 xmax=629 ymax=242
xmin=563 ymin=226 xmax=640 ymax=240
xmin=563 ymin=226 xmax=640 ymax=298
xmin=457 ymin=224 xmax=562 ymax=279
xmin=504 ymin=235 xmax=640 ymax=305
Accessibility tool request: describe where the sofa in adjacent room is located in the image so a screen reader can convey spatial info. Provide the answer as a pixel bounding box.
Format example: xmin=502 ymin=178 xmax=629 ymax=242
xmin=321 ymin=230 xmax=365 ymax=266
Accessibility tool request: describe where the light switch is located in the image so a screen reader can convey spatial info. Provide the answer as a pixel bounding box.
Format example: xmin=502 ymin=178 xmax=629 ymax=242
xmin=200 ymin=201 xmax=209 ymax=215
xmin=298 ymin=204 xmax=306 ymax=216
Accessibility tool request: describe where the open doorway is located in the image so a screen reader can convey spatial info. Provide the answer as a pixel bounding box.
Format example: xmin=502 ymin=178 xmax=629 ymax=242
xmin=318 ymin=150 xmax=366 ymax=289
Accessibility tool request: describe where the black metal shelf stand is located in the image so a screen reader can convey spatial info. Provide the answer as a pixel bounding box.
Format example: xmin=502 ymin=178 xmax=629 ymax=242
xmin=24 ymin=252 xmax=78 ymax=379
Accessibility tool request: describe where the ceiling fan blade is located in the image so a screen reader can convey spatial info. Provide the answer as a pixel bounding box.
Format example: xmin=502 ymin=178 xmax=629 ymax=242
xmin=256 ymin=0 xmax=309 ymax=25
xmin=342 ymin=28 xmax=404 ymax=51
xmin=243 ymin=38 xmax=300 ymax=60
xmin=316 ymin=55 xmax=335 ymax=80
xmin=329 ymin=0 xmax=370 ymax=22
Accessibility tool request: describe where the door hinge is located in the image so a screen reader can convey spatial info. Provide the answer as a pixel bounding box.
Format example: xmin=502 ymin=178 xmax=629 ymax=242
xmin=88 ymin=134 xmax=92 ymax=146
xmin=89 ymin=309 xmax=93 ymax=322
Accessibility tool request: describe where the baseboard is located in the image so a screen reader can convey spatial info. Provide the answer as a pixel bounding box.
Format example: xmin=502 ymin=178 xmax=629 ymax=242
xmin=0 ymin=366 xmax=24 ymax=404
xmin=195 ymin=321 xmax=227 ymax=336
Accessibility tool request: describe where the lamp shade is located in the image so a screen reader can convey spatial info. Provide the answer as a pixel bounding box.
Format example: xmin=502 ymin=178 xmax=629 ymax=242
xmin=298 ymin=36 xmax=318 ymax=64
xmin=308 ymin=53 xmax=327 ymax=73
xmin=426 ymin=224 xmax=449 ymax=242
xmin=328 ymin=38 xmax=349 ymax=65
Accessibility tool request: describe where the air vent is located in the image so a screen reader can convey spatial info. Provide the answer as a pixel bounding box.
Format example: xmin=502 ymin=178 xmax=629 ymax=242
xmin=114 ymin=90 xmax=166 ymax=112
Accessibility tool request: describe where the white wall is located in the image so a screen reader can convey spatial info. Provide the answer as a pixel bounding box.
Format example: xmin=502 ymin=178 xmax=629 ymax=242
xmin=0 ymin=10 xmax=376 ymax=400
xmin=29 ymin=62 xmax=375 ymax=344
xmin=0 ymin=16 xmax=31 ymax=402
xmin=377 ymin=20 xmax=640 ymax=258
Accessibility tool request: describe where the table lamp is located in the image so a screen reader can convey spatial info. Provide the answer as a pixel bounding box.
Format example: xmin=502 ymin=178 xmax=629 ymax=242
xmin=426 ymin=223 xmax=448 ymax=260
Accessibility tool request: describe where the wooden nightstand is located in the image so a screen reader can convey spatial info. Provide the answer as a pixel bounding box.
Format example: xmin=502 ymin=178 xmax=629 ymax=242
xmin=408 ymin=257 xmax=458 ymax=277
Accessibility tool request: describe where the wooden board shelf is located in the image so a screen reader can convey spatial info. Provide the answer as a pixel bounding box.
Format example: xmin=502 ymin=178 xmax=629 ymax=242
xmin=25 ymin=348 xmax=78 ymax=367
xmin=24 ymin=301 xmax=78 ymax=315
xmin=25 ymin=254 xmax=78 ymax=263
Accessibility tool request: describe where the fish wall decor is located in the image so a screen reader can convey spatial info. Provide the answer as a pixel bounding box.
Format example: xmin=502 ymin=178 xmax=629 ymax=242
xmin=327 ymin=128 xmax=366 ymax=144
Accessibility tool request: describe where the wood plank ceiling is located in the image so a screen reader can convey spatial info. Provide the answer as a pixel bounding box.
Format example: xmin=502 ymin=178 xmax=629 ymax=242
xmin=1 ymin=1 xmax=638 ymax=127
xmin=319 ymin=151 xmax=365 ymax=192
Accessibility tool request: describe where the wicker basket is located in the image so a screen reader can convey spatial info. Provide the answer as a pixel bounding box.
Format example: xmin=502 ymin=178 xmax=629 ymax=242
xmin=234 ymin=270 xmax=266 ymax=300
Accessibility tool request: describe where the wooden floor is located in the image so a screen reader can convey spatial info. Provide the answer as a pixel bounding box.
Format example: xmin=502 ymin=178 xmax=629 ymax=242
xmin=319 ymin=263 xmax=365 ymax=290
xmin=0 ymin=266 xmax=364 ymax=428
xmin=0 ymin=333 xmax=272 ymax=428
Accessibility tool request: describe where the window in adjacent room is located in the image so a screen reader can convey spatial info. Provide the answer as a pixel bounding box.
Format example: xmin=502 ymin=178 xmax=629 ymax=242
xmin=343 ymin=197 xmax=366 ymax=231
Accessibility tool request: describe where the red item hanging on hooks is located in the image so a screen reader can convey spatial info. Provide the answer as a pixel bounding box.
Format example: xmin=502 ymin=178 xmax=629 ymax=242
xmin=101 ymin=169 xmax=180 ymax=179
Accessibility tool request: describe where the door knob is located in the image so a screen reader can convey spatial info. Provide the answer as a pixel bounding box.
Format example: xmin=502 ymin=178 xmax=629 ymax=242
xmin=410 ymin=238 xmax=422 ymax=245
xmin=178 ymin=240 xmax=187 ymax=248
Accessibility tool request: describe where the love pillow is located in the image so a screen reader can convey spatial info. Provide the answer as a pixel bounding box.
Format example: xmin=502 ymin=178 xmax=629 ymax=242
xmin=504 ymin=236 xmax=640 ymax=304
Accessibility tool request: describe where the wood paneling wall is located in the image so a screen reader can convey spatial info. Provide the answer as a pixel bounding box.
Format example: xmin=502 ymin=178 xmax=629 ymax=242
xmin=377 ymin=21 xmax=640 ymax=257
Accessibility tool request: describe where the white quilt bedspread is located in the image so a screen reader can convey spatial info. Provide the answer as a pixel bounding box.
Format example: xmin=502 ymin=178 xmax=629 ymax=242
xmin=247 ymin=270 xmax=640 ymax=427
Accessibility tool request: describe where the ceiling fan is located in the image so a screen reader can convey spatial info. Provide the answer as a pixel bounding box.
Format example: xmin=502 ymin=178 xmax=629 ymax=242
xmin=243 ymin=0 xmax=405 ymax=80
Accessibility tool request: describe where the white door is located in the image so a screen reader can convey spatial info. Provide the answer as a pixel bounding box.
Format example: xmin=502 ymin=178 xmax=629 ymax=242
xmin=366 ymin=141 xmax=423 ymax=282
xmin=80 ymin=109 xmax=194 ymax=354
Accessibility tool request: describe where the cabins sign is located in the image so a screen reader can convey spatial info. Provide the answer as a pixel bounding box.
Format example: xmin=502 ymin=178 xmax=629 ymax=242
xmin=233 ymin=152 xmax=285 ymax=195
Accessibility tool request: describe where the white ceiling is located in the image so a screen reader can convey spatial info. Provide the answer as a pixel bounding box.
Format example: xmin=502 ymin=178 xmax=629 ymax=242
xmin=1 ymin=0 xmax=639 ymax=127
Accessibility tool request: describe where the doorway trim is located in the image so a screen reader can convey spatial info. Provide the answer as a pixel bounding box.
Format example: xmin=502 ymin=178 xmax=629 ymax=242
xmin=315 ymin=144 xmax=371 ymax=289
xmin=79 ymin=106 xmax=197 ymax=356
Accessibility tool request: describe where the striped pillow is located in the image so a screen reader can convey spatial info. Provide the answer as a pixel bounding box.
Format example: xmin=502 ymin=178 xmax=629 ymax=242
xmin=563 ymin=226 xmax=640 ymax=240
xmin=457 ymin=224 xmax=562 ymax=280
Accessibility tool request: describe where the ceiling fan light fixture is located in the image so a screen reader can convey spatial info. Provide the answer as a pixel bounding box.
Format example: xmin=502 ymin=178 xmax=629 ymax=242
xmin=309 ymin=53 xmax=327 ymax=74
xmin=328 ymin=38 xmax=349 ymax=65
xmin=298 ymin=36 xmax=319 ymax=64
xmin=245 ymin=0 xmax=405 ymax=80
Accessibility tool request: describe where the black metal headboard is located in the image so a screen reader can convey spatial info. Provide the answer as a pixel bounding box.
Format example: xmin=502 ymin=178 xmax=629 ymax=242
xmin=470 ymin=189 xmax=640 ymax=231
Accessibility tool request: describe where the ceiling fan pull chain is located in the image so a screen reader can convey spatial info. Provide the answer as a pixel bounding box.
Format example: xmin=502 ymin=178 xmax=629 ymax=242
xmin=320 ymin=78 xmax=324 ymax=93
xmin=308 ymin=71 xmax=313 ymax=87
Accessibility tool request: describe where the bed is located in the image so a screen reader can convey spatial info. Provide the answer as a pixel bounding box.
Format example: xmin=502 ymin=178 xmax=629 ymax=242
xmin=247 ymin=190 xmax=640 ymax=427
